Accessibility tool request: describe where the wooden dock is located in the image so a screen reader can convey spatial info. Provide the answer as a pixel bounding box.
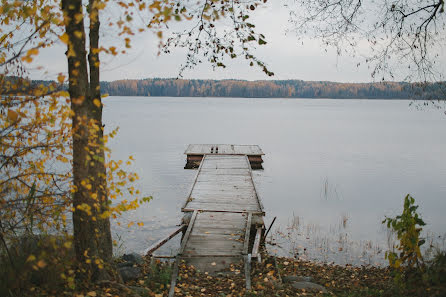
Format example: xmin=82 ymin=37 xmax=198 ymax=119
xmin=184 ymin=144 xmax=264 ymax=169
xmin=166 ymin=146 xmax=265 ymax=295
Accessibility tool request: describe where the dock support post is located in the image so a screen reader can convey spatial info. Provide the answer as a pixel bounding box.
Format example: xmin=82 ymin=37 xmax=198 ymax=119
xmin=244 ymin=254 xmax=252 ymax=290
xmin=252 ymin=227 xmax=262 ymax=263
xmin=168 ymin=256 xmax=180 ymax=297
xmin=243 ymin=213 xmax=252 ymax=290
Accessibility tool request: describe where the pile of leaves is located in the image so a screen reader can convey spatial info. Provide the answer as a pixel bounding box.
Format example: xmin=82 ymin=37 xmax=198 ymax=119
xmin=17 ymin=252 xmax=446 ymax=296
xmin=122 ymin=255 xmax=397 ymax=297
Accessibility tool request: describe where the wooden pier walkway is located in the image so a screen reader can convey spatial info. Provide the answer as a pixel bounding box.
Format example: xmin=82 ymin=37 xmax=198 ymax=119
xmin=143 ymin=145 xmax=266 ymax=296
xmin=168 ymin=146 xmax=266 ymax=296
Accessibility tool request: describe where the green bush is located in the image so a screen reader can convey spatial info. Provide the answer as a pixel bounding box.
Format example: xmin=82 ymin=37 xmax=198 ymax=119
xmin=382 ymin=194 xmax=425 ymax=275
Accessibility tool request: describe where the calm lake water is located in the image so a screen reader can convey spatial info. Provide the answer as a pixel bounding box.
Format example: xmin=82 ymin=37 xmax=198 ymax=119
xmin=103 ymin=96 xmax=446 ymax=265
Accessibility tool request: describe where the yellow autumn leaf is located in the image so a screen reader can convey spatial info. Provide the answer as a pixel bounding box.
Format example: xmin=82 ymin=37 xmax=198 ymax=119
xmin=21 ymin=55 xmax=33 ymax=63
xmin=59 ymin=90 xmax=69 ymax=97
xmin=37 ymin=259 xmax=47 ymax=268
xmin=74 ymin=13 xmax=83 ymax=24
xmin=93 ymin=99 xmax=101 ymax=107
xmin=59 ymin=33 xmax=69 ymax=44
xmin=74 ymin=31 xmax=83 ymax=39
xmin=27 ymin=48 xmax=39 ymax=56
xmin=7 ymin=109 xmax=19 ymax=122
xmin=57 ymin=74 xmax=66 ymax=83
xmin=87 ymin=291 xmax=97 ymax=297
xmin=26 ymin=254 xmax=36 ymax=262
xmin=109 ymin=46 xmax=117 ymax=55
xmin=95 ymin=1 xmax=106 ymax=10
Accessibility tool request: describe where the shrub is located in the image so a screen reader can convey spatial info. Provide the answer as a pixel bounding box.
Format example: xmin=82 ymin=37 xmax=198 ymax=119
xmin=383 ymin=194 xmax=425 ymax=272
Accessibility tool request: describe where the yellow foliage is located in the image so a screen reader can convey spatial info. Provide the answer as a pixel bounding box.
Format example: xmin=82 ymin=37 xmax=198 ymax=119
xmin=74 ymin=30 xmax=83 ymax=39
xmin=37 ymin=260 xmax=47 ymax=269
xmin=7 ymin=109 xmax=19 ymax=122
xmin=26 ymin=255 xmax=36 ymax=262
xmin=95 ymin=2 xmax=106 ymax=10
xmin=59 ymin=33 xmax=69 ymax=44
xmin=93 ymin=98 xmax=101 ymax=107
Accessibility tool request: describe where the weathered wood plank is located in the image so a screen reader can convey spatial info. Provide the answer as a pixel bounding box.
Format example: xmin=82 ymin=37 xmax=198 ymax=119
xmin=251 ymin=227 xmax=262 ymax=261
xmin=186 ymin=242 xmax=243 ymax=251
xmin=145 ymin=225 xmax=186 ymax=256
xmin=194 ymin=180 xmax=253 ymax=186
xmin=245 ymin=155 xmax=265 ymax=212
xmin=187 ymin=200 xmax=259 ymax=207
xmin=192 ymin=187 xmax=255 ymax=193
xmin=184 ymin=203 xmax=260 ymax=212
xmin=185 ymin=204 xmax=260 ymax=212
xmin=179 ymin=210 xmax=198 ymax=254
xmin=196 ymin=175 xmax=251 ymax=181
xmin=199 ymin=168 xmax=250 ymax=175
xmin=193 ymin=187 xmax=254 ymax=193
xmin=182 ymin=207 xmax=264 ymax=215
xmin=181 ymin=157 xmax=206 ymax=209
xmin=189 ymin=194 xmax=257 ymax=201
xmin=243 ymin=213 xmax=252 ymax=255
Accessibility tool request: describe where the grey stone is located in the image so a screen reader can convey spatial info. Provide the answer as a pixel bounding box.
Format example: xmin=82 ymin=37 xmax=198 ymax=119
xmin=118 ymin=266 xmax=142 ymax=282
xmin=283 ymin=275 xmax=313 ymax=283
xmin=122 ymin=253 xmax=144 ymax=265
xmin=292 ymin=281 xmax=328 ymax=293
xmin=117 ymin=261 xmax=134 ymax=268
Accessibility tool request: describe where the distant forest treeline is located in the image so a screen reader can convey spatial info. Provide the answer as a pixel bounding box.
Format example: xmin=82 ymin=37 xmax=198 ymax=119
xmin=100 ymin=78 xmax=446 ymax=99
xmin=3 ymin=76 xmax=445 ymax=99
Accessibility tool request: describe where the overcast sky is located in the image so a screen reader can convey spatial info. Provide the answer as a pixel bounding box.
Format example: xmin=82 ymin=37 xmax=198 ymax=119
xmin=31 ymin=1 xmax=445 ymax=83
